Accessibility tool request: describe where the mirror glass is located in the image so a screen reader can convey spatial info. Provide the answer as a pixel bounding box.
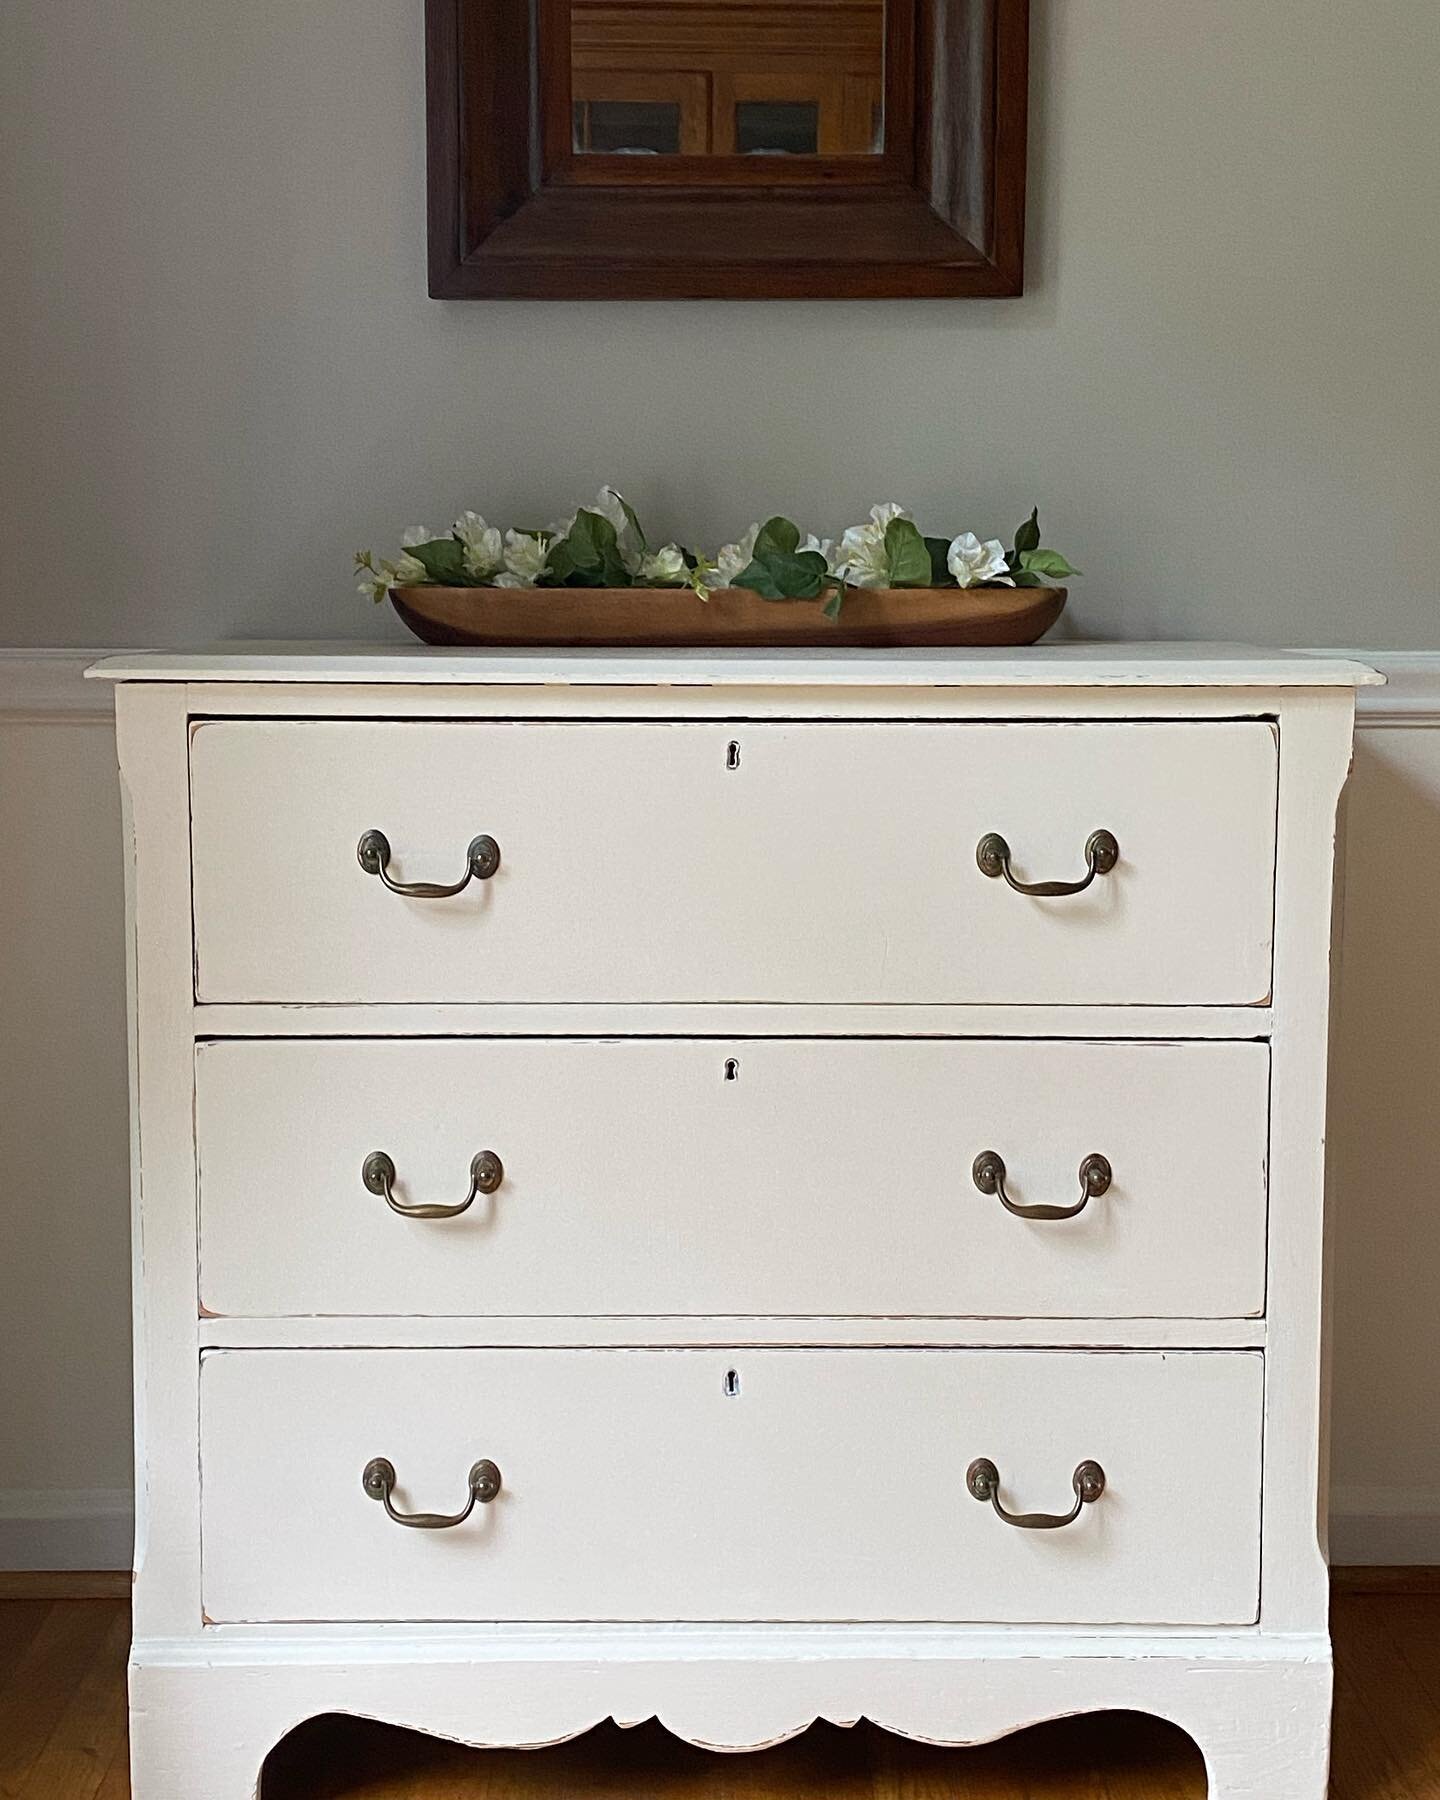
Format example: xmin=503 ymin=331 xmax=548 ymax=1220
xmin=570 ymin=1 xmax=886 ymax=157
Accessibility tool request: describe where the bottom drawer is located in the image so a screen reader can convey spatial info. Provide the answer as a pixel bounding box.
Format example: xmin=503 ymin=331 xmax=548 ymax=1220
xmin=200 ymin=1348 xmax=1262 ymax=1626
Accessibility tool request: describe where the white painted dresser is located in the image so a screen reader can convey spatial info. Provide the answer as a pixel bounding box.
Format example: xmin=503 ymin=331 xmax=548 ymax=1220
xmin=94 ymin=645 xmax=1378 ymax=1798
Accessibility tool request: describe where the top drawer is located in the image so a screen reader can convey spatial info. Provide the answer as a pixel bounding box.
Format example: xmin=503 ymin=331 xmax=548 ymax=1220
xmin=190 ymin=720 xmax=1277 ymax=1006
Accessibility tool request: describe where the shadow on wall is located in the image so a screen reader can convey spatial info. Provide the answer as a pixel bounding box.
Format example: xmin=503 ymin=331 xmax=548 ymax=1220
xmin=1329 ymin=733 xmax=1440 ymax=1560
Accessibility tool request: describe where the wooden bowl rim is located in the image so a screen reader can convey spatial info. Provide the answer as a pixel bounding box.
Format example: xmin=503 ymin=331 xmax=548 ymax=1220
xmin=388 ymin=583 xmax=1066 ymax=604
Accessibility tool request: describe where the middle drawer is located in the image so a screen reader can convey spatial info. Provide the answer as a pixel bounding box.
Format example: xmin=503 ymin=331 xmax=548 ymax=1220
xmin=197 ymin=1038 xmax=1268 ymax=1319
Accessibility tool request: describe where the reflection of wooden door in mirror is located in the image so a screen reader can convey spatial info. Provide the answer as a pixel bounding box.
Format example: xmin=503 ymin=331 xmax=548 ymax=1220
xmin=426 ymin=0 xmax=1030 ymax=299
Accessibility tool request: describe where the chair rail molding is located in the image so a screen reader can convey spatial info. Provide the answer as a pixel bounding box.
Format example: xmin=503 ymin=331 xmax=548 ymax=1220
xmin=0 ymin=648 xmax=121 ymax=721
xmin=1340 ymin=651 xmax=1440 ymax=728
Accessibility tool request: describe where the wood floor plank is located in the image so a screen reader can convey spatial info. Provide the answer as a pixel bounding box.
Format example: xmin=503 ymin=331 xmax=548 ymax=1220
xmin=1332 ymin=1591 xmax=1438 ymax=1800
xmin=0 ymin=1602 xmax=53 ymax=1695
xmin=1380 ymin=1596 xmax=1440 ymax=1713
xmin=1331 ymin=1647 xmax=1421 ymax=1800
xmin=0 ymin=1601 xmax=120 ymax=1797
xmin=92 ymin=1747 xmax=131 ymax=1800
xmin=22 ymin=1606 xmax=131 ymax=1800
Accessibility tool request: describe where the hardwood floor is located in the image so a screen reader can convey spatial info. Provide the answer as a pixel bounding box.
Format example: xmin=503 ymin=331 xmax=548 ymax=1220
xmin=4 ymin=1592 xmax=1440 ymax=1797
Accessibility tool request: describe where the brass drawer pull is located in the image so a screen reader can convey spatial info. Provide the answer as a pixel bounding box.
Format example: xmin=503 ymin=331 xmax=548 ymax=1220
xmin=972 ymin=1150 xmax=1112 ymax=1221
xmin=362 ymin=1457 xmax=502 ymax=1529
xmin=976 ymin=829 xmax=1119 ymax=896
xmin=362 ymin=1150 xmax=504 ymax=1220
xmin=966 ymin=1458 xmax=1106 ymax=1530
xmin=357 ymin=829 xmax=501 ymax=897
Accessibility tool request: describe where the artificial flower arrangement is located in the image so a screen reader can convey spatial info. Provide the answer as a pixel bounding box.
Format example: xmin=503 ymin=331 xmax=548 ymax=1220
xmin=356 ymin=488 xmax=1078 ymax=621
xmin=356 ymin=489 xmax=698 ymax=603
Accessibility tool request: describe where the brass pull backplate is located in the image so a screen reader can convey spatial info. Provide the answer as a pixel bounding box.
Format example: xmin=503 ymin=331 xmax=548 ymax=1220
xmin=972 ymin=1151 xmax=1112 ymax=1221
xmin=976 ymin=829 xmax=1119 ymax=897
xmin=362 ymin=1457 xmax=503 ymax=1529
xmin=358 ymin=830 xmax=501 ymax=898
xmin=362 ymin=1150 xmax=504 ymax=1220
xmin=966 ymin=1458 xmax=1107 ymax=1530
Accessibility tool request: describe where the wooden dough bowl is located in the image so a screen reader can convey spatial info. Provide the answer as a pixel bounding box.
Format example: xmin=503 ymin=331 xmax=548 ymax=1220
xmin=390 ymin=584 xmax=1067 ymax=650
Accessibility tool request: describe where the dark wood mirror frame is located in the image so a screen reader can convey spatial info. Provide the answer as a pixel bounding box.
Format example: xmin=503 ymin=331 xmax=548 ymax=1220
xmin=426 ymin=0 xmax=1028 ymax=300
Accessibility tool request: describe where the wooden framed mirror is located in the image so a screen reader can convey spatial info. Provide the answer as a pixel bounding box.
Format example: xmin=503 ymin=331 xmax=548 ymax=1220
xmin=426 ymin=0 xmax=1028 ymax=299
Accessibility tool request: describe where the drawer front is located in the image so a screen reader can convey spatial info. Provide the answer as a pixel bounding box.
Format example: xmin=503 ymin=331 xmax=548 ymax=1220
xmin=197 ymin=1038 xmax=1269 ymax=1320
xmin=200 ymin=1348 xmax=1263 ymax=1625
xmin=190 ymin=721 xmax=1278 ymax=1005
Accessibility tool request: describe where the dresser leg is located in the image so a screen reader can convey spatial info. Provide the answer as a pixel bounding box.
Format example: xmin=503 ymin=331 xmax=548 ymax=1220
xmin=1188 ymin=1663 xmax=1333 ymax=1800
xmin=129 ymin=1728 xmax=270 ymax=1800
xmin=129 ymin=1668 xmax=275 ymax=1800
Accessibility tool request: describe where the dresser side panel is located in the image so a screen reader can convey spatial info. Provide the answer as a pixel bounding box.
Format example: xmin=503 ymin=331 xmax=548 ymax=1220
xmin=116 ymin=684 xmax=202 ymax=1640
xmin=1261 ymin=688 xmax=1356 ymax=1634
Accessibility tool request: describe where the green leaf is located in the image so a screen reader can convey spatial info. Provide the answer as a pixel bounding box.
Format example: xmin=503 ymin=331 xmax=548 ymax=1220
xmin=403 ymin=537 xmax=468 ymax=583
xmin=924 ymin=536 xmax=957 ymax=586
xmin=732 ymin=558 xmax=786 ymax=600
xmin=779 ymin=550 xmax=831 ymax=596
xmin=1014 ymin=508 xmax=1041 ymax=556
xmin=733 ymin=549 xmax=830 ymax=601
xmin=822 ymin=585 xmax=846 ymax=620
xmin=568 ymin=509 xmax=616 ymax=567
xmin=546 ymin=509 xmax=632 ymax=586
xmin=884 ymin=518 xmax=933 ymax=587
xmin=539 ymin=544 xmax=575 ymax=585
xmin=1019 ymin=547 xmax=1081 ymax=580
xmin=754 ymin=516 xmax=802 ymax=560
xmin=1009 ymin=569 xmax=1050 ymax=587
xmin=612 ymin=491 xmax=648 ymax=557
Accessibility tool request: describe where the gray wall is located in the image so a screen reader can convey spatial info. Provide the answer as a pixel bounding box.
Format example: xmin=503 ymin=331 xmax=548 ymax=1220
xmin=3 ymin=0 xmax=1438 ymax=649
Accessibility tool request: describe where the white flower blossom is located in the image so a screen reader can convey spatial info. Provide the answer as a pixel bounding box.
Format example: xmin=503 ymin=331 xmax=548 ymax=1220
xmin=453 ymin=511 xmax=505 ymax=580
xmin=834 ymin=502 xmax=912 ymax=589
xmin=947 ymin=532 xmax=1013 ymax=589
xmin=707 ymin=524 xmax=760 ymax=590
xmin=638 ymin=544 xmax=688 ymax=585
xmin=497 ymin=529 xmax=550 ymax=587
xmin=392 ymin=531 xmax=433 ymax=585
xmin=588 ymin=487 xmax=645 ymax=575
xmin=800 ymin=534 xmax=839 ymax=571
xmin=357 ymin=548 xmax=424 ymax=598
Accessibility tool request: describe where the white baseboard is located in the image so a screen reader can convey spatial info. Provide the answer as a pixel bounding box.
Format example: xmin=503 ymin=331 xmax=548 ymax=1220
xmin=1329 ymin=1487 xmax=1440 ymax=1566
xmin=0 ymin=1489 xmax=135 ymax=1572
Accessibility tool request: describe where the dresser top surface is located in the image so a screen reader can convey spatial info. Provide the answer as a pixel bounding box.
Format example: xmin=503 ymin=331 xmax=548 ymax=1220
xmin=87 ymin=642 xmax=1382 ymax=688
